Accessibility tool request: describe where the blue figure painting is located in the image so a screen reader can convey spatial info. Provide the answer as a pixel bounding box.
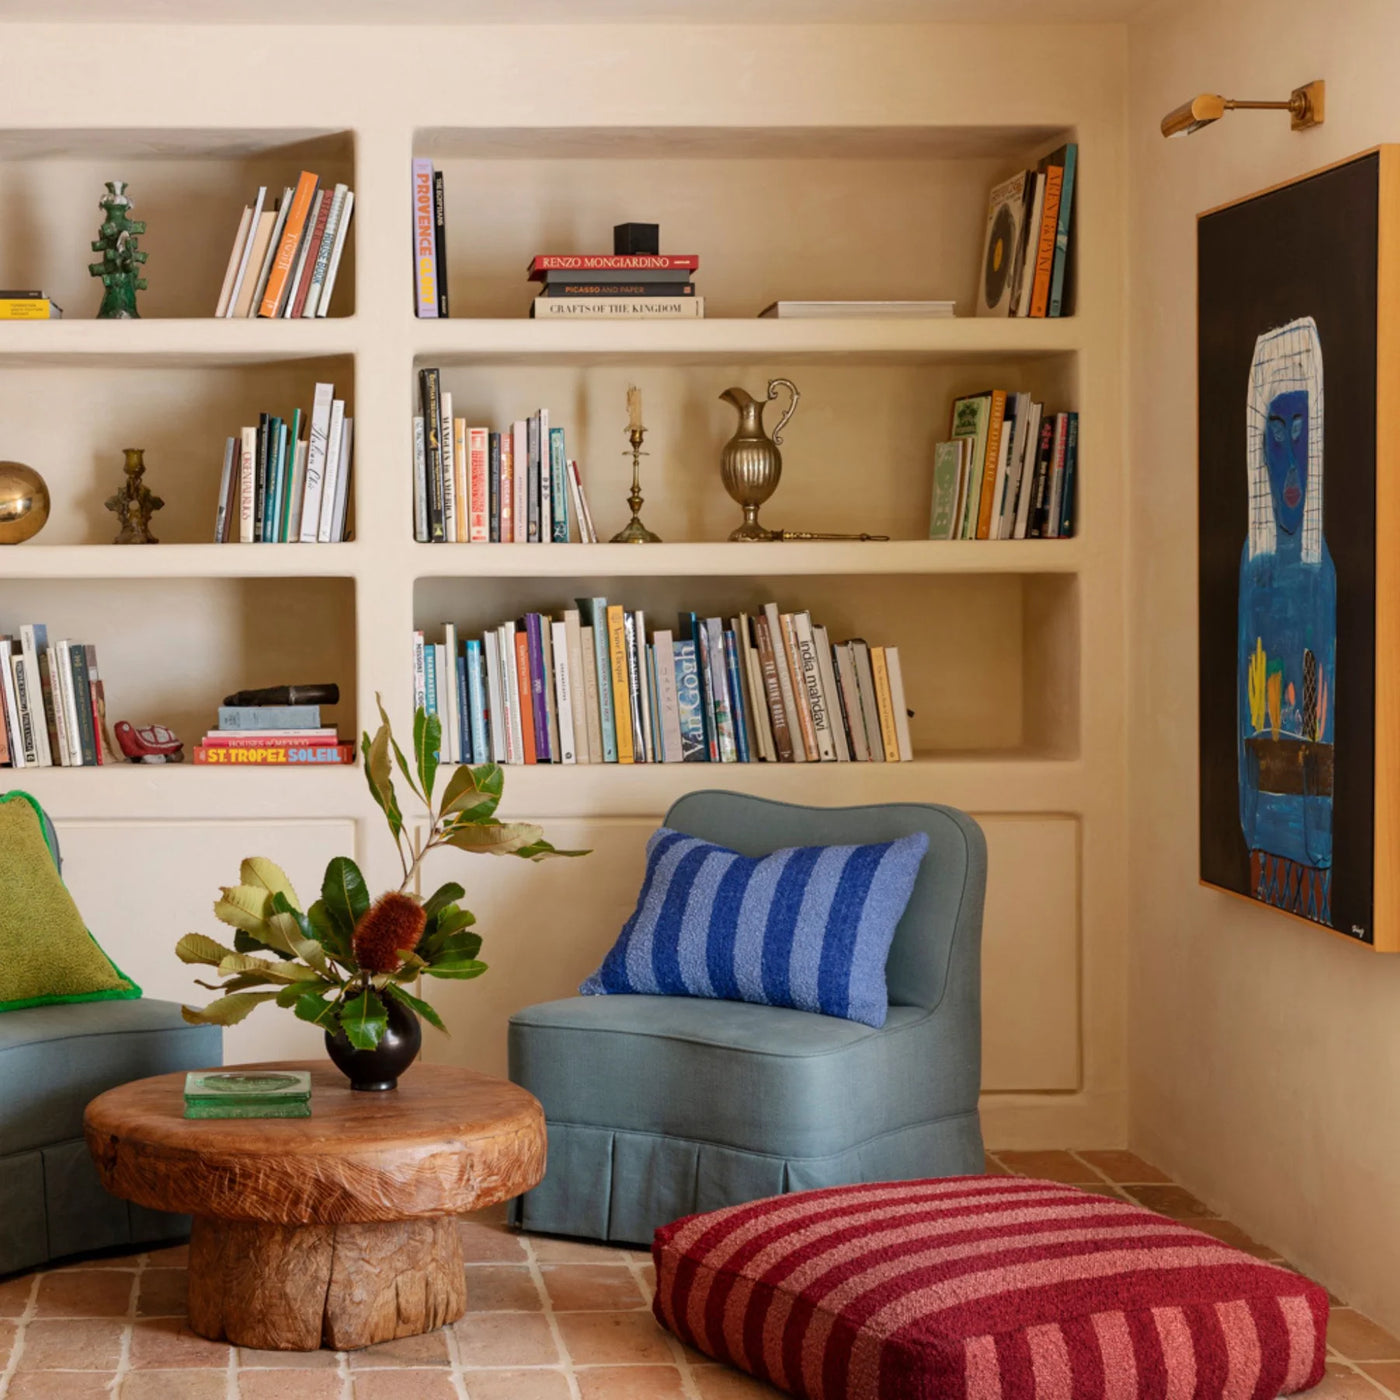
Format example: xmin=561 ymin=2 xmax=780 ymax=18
xmin=1237 ymin=316 xmax=1336 ymax=923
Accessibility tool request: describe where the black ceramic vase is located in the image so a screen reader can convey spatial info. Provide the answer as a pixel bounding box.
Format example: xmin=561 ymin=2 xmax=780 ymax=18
xmin=325 ymin=995 xmax=421 ymax=1091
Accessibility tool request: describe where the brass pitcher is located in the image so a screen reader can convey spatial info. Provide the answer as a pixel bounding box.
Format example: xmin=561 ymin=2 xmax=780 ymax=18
xmin=718 ymin=378 xmax=800 ymax=541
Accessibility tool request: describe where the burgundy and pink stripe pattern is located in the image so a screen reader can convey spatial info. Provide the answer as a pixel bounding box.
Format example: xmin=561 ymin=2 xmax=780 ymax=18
xmin=652 ymin=1176 xmax=1327 ymax=1400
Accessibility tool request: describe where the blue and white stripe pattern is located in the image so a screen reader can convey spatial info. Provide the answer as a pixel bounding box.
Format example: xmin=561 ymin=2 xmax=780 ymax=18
xmin=580 ymin=827 xmax=929 ymax=1027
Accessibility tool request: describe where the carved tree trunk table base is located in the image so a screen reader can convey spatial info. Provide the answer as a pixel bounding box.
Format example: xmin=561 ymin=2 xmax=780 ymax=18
xmin=187 ymin=1215 xmax=467 ymax=1351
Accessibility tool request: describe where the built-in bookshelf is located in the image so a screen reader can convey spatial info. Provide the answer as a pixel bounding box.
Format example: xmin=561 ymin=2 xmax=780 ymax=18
xmin=2 ymin=18 xmax=1126 ymax=1138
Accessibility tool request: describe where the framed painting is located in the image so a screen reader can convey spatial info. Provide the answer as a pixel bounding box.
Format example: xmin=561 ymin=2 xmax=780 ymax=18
xmin=1198 ymin=146 xmax=1400 ymax=951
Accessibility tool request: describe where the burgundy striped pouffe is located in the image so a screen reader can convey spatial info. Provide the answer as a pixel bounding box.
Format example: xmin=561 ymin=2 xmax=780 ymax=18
xmin=652 ymin=1176 xmax=1328 ymax=1400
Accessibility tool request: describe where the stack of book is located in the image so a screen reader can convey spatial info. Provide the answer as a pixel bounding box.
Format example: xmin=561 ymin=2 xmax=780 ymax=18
xmin=414 ymin=602 xmax=914 ymax=767
xmin=215 ymin=381 xmax=353 ymax=543
xmin=929 ymin=393 xmax=1078 ymax=541
xmin=411 ymin=158 xmax=450 ymax=318
xmin=214 ymin=171 xmax=354 ymax=319
xmin=414 ymin=372 xmax=596 ymax=544
xmin=975 ymin=142 xmax=1077 ymax=319
xmin=183 ymin=1070 xmax=311 ymax=1120
xmin=0 ymin=290 xmax=63 ymax=320
xmin=528 ymin=254 xmax=703 ymax=320
xmin=0 ymin=625 xmax=110 ymax=768
xmin=194 ymin=699 xmax=352 ymax=766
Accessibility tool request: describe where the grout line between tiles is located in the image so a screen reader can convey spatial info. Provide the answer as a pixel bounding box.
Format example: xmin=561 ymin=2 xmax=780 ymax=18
xmin=0 ymin=1270 xmax=42 ymax=1400
xmin=521 ymin=1228 xmax=583 ymax=1400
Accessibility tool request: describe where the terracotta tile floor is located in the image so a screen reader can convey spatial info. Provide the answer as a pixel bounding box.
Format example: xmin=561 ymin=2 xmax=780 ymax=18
xmin=0 ymin=1151 xmax=1396 ymax=1398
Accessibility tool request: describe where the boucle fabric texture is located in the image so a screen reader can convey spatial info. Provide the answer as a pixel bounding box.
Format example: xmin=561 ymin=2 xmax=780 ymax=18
xmin=652 ymin=1175 xmax=1328 ymax=1400
xmin=579 ymin=826 xmax=928 ymax=1027
xmin=0 ymin=791 xmax=140 ymax=1012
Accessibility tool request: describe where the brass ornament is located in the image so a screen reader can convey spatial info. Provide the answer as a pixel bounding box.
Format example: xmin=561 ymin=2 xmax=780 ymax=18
xmin=104 ymin=447 xmax=163 ymax=544
xmin=0 ymin=461 xmax=51 ymax=545
xmin=718 ymin=379 xmax=800 ymax=541
xmin=611 ymin=385 xmax=661 ymax=544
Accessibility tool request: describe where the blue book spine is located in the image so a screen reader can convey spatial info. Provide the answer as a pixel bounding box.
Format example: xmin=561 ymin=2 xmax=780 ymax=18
xmin=217 ymin=704 xmax=321 ymax=730
xmin=488 ymin=433 xmax=501 ymax=543
xmin=424 ymin=645 xmax=438 ymax=719
xmin=578 ymin=597 xmax=618 ymax=762
xmin=672 ymin=640 xmax=707 ymax=762
xmin=724 ymin=630 xmax=751 ymax=763
xmin=525 ymin=613 xmax=551 ymax=761
xmin=456 ymin=645 xmax=471 ymax=763
xmin=549 ymin=427 xmax=569 ymax=542
xmin=1060 ymin=412 xmax=1079 ymax=537
xmin=465 ymin=639 xmax=487 ymax=763
xmin=678 ymin=611 xmax=713 ymax=759
xmin=1048 ymin=143 xmax=1077 ymax=318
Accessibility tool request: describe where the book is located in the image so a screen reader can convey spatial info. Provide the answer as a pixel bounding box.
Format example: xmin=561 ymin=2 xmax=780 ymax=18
xmin=759 ymin=300 xmax=954 ymax=318
xmin=624 ymin=610 xmax=648 ymax=761
xmin=432 ymin=168 xmax=449 ymax=318
xmin=69 ymin=643 xmax=98 ymax=766
xmin=1026 ymin=417 xmax=1056 ymax=538
xmin=579 ymin=623 xmax=605 ymax=765
xmin=538 ymin=409 xmax=550 ymax=546
xmin=239 ymin=426 xmax=257 ymax=543
xmin=1059 ymin=412 xmax=1079 ymax=536
xmin=738 ymin=615 xmax=775 ymax=762
xmin=483 ymin=632 xmax=506 ymax=762
xmin=412 ymin=158 xmax=438 ymax=318
xmin=542 ymin=281 xmax=695 ymax=297
xmin=217 ymin=704 xmax=321 ymax=730
xmin=651 ymin=630 xmax=683 ymax=764
xmin=949 ymin=393 xmax=992 ymax=540
xmin=551 ymin=619 xmax=577 ymax=764
xmin=488 ymin=432 xmax=502 ymax=543
xmin=203 ymin=730 xmax=337 ymax=747
xmin=1030 ymin=151 xmax=1066 ymax=319
xmin=884 ymin=646 xmax=915 ymax=762
xmin=528 ymin=254 xmax=699 ymax=278
xmin=812 ymin=624 xmax=849 ymax=762
xmin=1048 ymin=144 xmax=1077 ymax=318
xmin=500 ymin=428 xmax=514 ymax=543
xmin=671 ymin=639 xmax=707 ymax=762
xmin=563 ymin=610 xmax=589 ymax=763
xmin=704 ymin=617 xmax=737 ymax=763
xmin=195 ymin=743 xmax=354 ymax=765
xmin=259 ymin=170 xmax=318 ymax=318
xmin=975 ymin=389 xmax=1009 ymax=540
xmin=870 ymin=646 xmax=902 ymax=763
xmin=299 ymin=383 xmax=336 ymax=542
xmin=249 ymin=186 xmax=293 ymax=316
xmin=525 ymin=614 xmax=551 ymax=762
xmin=526 ymin=415 xmax=541 ymax=542
xmin=215 ymin=204 xmax=254 ymax=317
xmin=977 ymin=172 xmax=1031 ymax=317
xmin=835 ymin=643 xmax=869 ymax=762
xmin=413 ymin=416 xmax=428 ymax=541
xmin=318 ymin=400 xmax=346 ymax=543
xmin=759 ymin=605 xmax=802 ymax=762
xmin=441 ymin=391 xmax=457 ymax=542
xmin=531 ymin=296 xmax=703 ymax=319
xmin=512 ymin=420 xmax=528 ymax=543
xmin=304 ymin=183 xmax=349 ymax=317
xmin=723 ymin=630 xmax=752 ymax=764
xmin=605 ymin=605 xmax=634 ymax=764
xmin=577 ymin=599 xmax=617 ymax=762
xmin=285 ymin=188 xmax=325 ymax=319
xmin=792 ymin=612 xmax=835 ymax=761
xmin=0 ymin=641 xmax=23 ymax=768
xmin=0 ymin=646 xmax=11 ymax=767
xmin=468 ymin=426 xmax=489 ymax=542
xmin=568 ymin=460 xmax=597 ymax=543
xmin=0 ymin=299 xmax=62 ymax=319
xmin=513 ymin=628 xmax=536 ymax=764
xmin=85 ymin=644 xmax=110 ymax=763
xmin=549 ymin=427 xmax=569 ymax=543
xmin=37 ymin=638 xmax=64 ymax=765
xmin=1011 ymin=400 xmax=1044 ymax=540
xmin=419 ymin=369 xmax=445 ymax=541
xmin=330 ymin=418 xmax=354 ymax=543
xmin=317 ymin=188 xmax=354 ymax=317
xmin=465 ymin=639 xmax=488 ymax=763
xmin=778 ymin=612 xmax=818 ymax=762
xmin=1016 ymin=174 xmax=1045 ymax=318
xmin=17 ymin=627 xmax=50 ymax=766
xmin=9 ymin=650 xmax=38 ymax=765
xmin=928 ymin=440 xmax=962 ymax=540
xmin=56 ymin=638 xmax=82 ymax=766
xmin=1045 ymin=412 xmax=1071 ymax=538
xmin=850 ymin=641 xmax=886 ymax=762
xmin=226 ymin=186 xmax=268 ymax=317
xmin=442 ymin=623 xmax=459 ymax=764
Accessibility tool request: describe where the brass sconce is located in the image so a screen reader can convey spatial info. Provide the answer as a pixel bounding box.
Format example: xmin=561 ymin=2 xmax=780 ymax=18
xmin=1160 ymin=79 xmax=1325 ymax=137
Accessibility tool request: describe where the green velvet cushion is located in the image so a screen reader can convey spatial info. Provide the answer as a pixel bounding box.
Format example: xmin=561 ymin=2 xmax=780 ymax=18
xmin=0 ymin=791 xmax=140 ymax=1012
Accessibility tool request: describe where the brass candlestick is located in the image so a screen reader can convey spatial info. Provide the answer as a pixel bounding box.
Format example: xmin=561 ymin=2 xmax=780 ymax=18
xmin=612 ymin=387 xmax=661 ymax=543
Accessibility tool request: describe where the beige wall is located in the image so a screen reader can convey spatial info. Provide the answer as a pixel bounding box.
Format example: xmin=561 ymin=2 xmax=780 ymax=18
xmin=1128 ymin=0 xmax=1400 ymax=1335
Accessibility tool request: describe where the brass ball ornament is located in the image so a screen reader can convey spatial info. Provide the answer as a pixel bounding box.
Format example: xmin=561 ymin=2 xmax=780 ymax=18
xmin=0 ymin=461 xmax=50 ymax=545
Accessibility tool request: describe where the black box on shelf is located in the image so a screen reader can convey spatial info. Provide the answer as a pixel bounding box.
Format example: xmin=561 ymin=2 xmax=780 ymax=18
xmin=613 ymin=222 xmax=660 ymax=255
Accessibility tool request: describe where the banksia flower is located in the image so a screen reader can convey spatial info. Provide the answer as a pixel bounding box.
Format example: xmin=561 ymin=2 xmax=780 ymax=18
xmin=352 ymin=893 xmax=426 ymax=974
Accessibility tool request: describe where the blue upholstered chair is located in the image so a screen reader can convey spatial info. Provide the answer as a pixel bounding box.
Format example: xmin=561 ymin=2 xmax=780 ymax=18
xmin=0 ymin=803 xmax=221 ymax=1275
xmin=508 ymin=791 xmax=986 ymax=1244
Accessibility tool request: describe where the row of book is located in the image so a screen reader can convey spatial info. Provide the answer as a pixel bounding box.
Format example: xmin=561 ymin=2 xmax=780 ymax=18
xmin=214 ymin=382 xmax=353 ymax=544
xmin=414 ymin=371 xmax=597 ymax=544
xmin=0 ymin=626 xmax=110 ymax=768
xmin=976 ymin=143 xmax=1077 ymax=319
xmin=0 ymin=290 xmax=63 ymax=320
xmin=931 ymin=395 xmax=1078 ymax=541
xmin=415 ymin=602 xmax=914 ymax=768
xmin=527 ymin=252 xmax=704 ymax=321
xmin=214 ymin=171 xmax=354 ymax=319
xmin=194 ymin=701 xmax=351 ymax=766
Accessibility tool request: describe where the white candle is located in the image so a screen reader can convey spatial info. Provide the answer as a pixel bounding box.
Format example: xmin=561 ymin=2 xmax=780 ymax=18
xmin=627 ymin=385 xmax=642 ymax=432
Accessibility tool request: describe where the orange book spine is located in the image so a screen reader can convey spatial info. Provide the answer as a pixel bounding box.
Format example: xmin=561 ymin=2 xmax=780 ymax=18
xmin=976 ymin=389 xmax=1008 ymax=539
xmin=1030 ymin=163 xmax=1063 ymax=319
xmin=514 ymin=629 xmax=537 ymax=763
xmin=258 ymin=171 xmax=318 ymax=318
xmin=869 ymin=647 xmax=902 ymax=763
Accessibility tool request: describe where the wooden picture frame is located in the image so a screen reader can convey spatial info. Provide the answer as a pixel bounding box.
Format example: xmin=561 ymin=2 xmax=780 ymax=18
xmin=1197 ymin=146 xmax=1400 ymax=952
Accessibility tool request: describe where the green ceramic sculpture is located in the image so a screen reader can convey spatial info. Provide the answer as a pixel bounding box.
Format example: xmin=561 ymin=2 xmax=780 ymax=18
xmin=88 ymin=181 xmax=148 ymax=319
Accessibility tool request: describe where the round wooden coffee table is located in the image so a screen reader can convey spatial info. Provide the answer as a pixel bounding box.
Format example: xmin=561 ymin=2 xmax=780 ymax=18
xmin=84 ymin=1061 xmax=545 ymax=1351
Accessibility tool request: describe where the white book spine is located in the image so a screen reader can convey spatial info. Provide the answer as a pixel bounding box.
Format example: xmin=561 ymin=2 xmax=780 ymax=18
xmin=331 ymin=418 xmax=353 ymax=543
xmin=763 ymin=602 xmax=807 ymax=761
xmin=214 ymin=204 xmax=253 ymax=317
xmin=533 ymin=295 xmax=703 ymax=319
xmin=1013 ymin=402 xmax=1043 ymax=540
xmin=568 ymin=460 xmax=597 ymax=543
xmin=58 ymin=640 xmax=84 ymax=767
xmin=511 ymin=421 xmax=528 ymax=543
xmin=884 ymin=646 xmax=915 ymax=761
xmin=299 ymin=383 xmax=335 ymax=543
xmin=653 ymin=630 xmax=684 ymax=764
xmin=442 ymin=624 xmax=459 ymax=765
xmin=484 ymin=630 xmax=506 ymax=762
xmin=563 ymin=609 xmax=590 ymax=763
xmin=792 ymin=613 xmax=836 ymax=761
xmin=316 ymin=189 xmax=353 ymax=317
xmin=1047 ymin=413 xmax=1069 ymax=538
xmin=214 ymin=436 xmax=235 ymax=543
xmin=0 ymin=642 xmax=25 ymax=767
xmin=851 ymin=642 xmax=886 ymax=762
xmin=538 ymin=408 xmax=551 ymax=543
xmin=18 ymin=626 xmax=51 ymax=766
xmin=317 ymin=399 xmax=346 ymax=543
xmin=412 ymin=416 xmax=428 ymax=543
xmin=812 ymin=625 xmax=850 ymax=761
xmin=223 ymin=185 xmax=266 ymax=318
xmin=304 ymin=183 xmax=347 ymax=317
xmin=439 ymin=392 xmax=457 ymax=543
xmin=44 ymin=645 xmax=69 ymax=766
xmin=538 ymin=616 xmax=561 ymax=761
xmin=286 ymin=439 xmax=308 ymax=542
xmin=835 ymin=643 xmax=869 ymax=762
xmin=579 ymin=625 xmax=604 ymax=766
xmin=633 ymin=610 xmax=653 ymax=763
xmin=412 ymin=630 xmax=426 ymax=714
xmin=550 ymin=621 xmax=576 ymax=764
xmin=9 ymin=653 xmax=38 ymax=765
xmin=501 ymin=621 xmax=524 ymax=764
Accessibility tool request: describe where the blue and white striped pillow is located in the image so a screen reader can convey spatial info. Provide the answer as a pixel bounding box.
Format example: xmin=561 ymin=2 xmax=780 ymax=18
xmin=579 ymin=826 xmax=928 ymax=1027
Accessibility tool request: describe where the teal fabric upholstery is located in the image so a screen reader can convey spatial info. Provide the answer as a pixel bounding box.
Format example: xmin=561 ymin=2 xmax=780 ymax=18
xmin=0 ymin=803 xmax=222 ymax=1272
xmin=509 ymin=792 xmax=986 ymax=1244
